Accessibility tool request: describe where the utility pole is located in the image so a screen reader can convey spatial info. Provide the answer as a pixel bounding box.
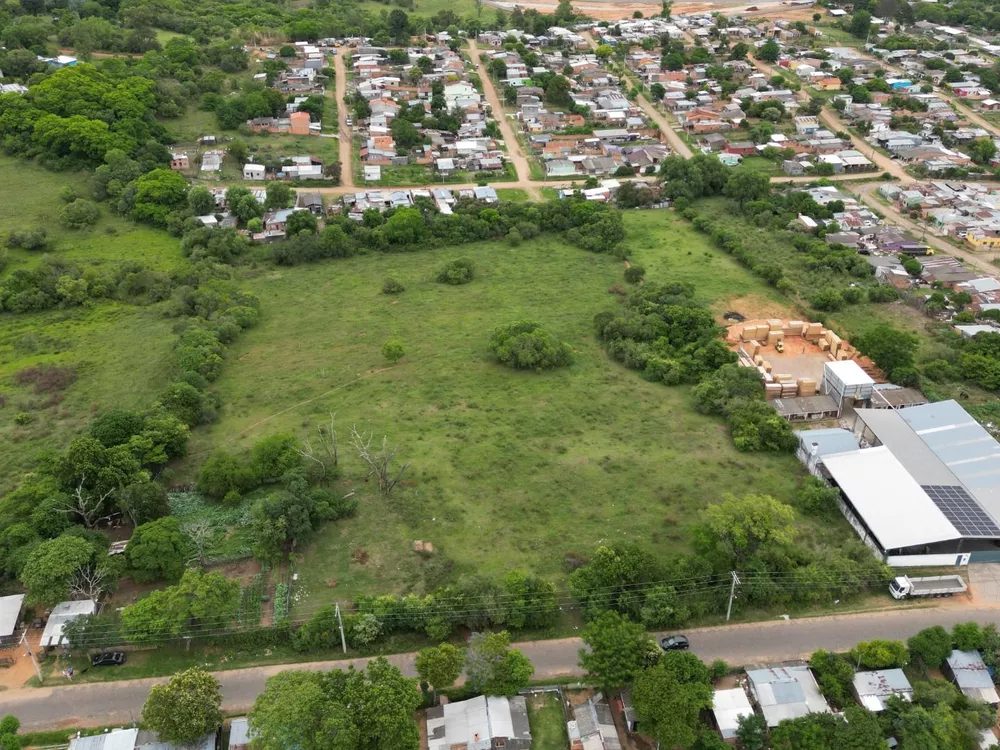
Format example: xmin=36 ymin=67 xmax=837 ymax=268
xmin=726 ymin=571 xmax=741 ymax=622
xmin=20 ymin=631 xmax=42 ymax=684
xmin=334 ymin=603 xmax=347 ymax=654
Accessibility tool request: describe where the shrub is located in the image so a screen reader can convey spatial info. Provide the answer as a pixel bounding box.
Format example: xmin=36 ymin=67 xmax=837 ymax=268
xmin=59 ymin=199 xmax=101 ymax=229
xmin=624 ymin=265 xmax=646 ymax=284
xmin=488 ymin=321 xmax=572 ymax=371
xmin=197 ymin=451 xmax=256 ymax=500
xmin=6 ymin=228 xmax=48 ymax=251
xmin=382 ymin=277 xmax=405 ymax=294
xmin=853 ymin=639 xmax=908 ymax=669
xmin=13 ymin=365 xmax=77 ymax=393
xmin=436 ymin=258 xmax=475 ymax=285
xmin=58 ymin=186 xmax=78 ymax=203
xmin=382 ymin=340 xmax=405 ymax=363
xmin=953 ymin=622 xmax=984 ymax=651
xmin=908 ymin=626 xmax=953 ymax=669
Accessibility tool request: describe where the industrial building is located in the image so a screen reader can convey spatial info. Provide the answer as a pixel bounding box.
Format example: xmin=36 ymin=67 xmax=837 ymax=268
xmin=797 ymin=399 xmax=1000 ymax=566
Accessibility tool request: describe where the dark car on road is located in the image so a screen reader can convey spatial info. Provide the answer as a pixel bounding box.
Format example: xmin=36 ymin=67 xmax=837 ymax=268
xmin=660 ymin=635 xmax=690 ymax=651
xmin=91 ymin=652 xmax=126 ymax=667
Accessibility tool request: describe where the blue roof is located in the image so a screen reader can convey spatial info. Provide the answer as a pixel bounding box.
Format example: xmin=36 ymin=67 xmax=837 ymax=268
xmin=797 ymin=427 xmax=859 ymax=457
xmin=898 ymin=400 xmax=1000 ymax=518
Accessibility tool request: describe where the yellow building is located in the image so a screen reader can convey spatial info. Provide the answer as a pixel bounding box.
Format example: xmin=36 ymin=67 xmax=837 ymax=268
xmin=965 ymin=230 xmax=1000 ymax=251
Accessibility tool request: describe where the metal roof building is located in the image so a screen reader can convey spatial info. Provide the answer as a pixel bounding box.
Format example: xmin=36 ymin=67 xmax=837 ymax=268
xmin=426 ymin=695 xmax=532 ymax=750
xmin=853 ymin=668 xmax=913 ymax=712
xmin=68 ymin=730 xmax=139 ymax=750
xmin=796 ymin=400 xmax=1000 ymax=565
xmin=40 ymin=599 xmax=96 ymax=648
xmin=712 ymin=687 xmax=755 ymax=740
xmin=0 ymin=594 xmax=24 ymax=643
xmin=746 ymin=665 xmax=831 ymax=727
xmin=944 ymin=650 xmax=1000 ymax=705
xmin=570 ymin=693 xmax=621 ymax=750
xmin=227 ymin=718 xmax=251 ymax=750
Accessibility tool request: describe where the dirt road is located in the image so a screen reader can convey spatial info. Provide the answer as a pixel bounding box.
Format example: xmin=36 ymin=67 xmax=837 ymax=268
xmin=332 ymin=49 xmax=354 ymax=189
xmin=580 ymin=31 xmax=694 ymax=158
xmin=467 ymin=39 xmax=541 ymax=199
xmin=856 ymin=183 xmax=998 ymax=274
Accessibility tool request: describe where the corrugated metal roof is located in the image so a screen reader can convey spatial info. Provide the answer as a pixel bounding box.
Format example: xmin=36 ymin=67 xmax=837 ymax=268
xmin=853 ymin=669 xmax=913 ymax=711
xmin=797 ymin=428 xmax=859 ymax=457
xmin=822 ymin=447 xmax=960 ymax=550
xmin=713 ymin=688 xmax=754 ymax=739
xmin=68 ymin=729 xmax=138 ymax=750
xmin=0 ymin=594 xmax=24 ymax=637
xmin=746 ymin=665 xmax=830 ymax=728
xmin=228 ymin=718 xmax=251 ymax=748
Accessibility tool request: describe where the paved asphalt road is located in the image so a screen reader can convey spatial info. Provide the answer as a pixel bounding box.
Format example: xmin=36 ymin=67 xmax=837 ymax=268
xmin=3 ymin=602 xmax=998 ymax=730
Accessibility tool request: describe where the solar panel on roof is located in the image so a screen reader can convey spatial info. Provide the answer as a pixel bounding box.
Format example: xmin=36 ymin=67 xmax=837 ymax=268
xmin=922 ymin=485 xmax=1000 ymax=538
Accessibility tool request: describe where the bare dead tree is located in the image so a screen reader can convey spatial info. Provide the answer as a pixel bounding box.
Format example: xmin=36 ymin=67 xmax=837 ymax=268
xmin=69 ymin=564 xmax=112 ymax=602
xmin=184 ymin=519 xmax=214 ymax=567
xmin=294 ymin=413 xmax=340 ymax=480
xmin=57 ymin=475 xmax=114 ymax=529
xmin=350 ymin=425 xmax=409 ymax=497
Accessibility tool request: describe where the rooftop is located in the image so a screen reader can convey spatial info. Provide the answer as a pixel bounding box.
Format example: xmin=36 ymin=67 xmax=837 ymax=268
xmin=40 ymin=599 xmax=96 ymax=648
xmin=825 ymin=359 xmax=875 ymax=387
xmin=821 ymin=446 xmax=960 ymax=550
xmin=746 ymin=665 xmax=831 ymax=727
xmin=0 ymin=594 xmax=24 ymax=638
xmin=853 ymin=669 xmax=913 ymax=712
xmin=426 ymin=695 xmax=530 ymax=750
xmin=713 ymin=688 xmax=755 ymax=739
xmin=947 ymin=649 xmax=1000 ymax=704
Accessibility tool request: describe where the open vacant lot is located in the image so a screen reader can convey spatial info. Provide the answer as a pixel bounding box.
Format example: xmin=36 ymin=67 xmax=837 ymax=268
xmin=186 ymin=211 xmax=810 ymax=606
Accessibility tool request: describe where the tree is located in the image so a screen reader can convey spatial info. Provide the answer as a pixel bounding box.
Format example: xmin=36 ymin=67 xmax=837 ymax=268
xmin=388 ymin=9 xmax=410 ymax=44
xmin=579 ymin=611 xmax=656 ymax=691
xmin=59 ymin=199 xmax=100 ymax=229
xmin=758 ymin=38 xmax=780 ymax=63
xmin=850 ymin=10 xmax=872 ymax=38
xmin=415 ymin=643 xmax=465 ymax=691
xmin=724 ymin=170 xmax=771 ymax=208
xmin=970 ymin=138 xmax=997 ymax=165
xmin=465 ymin=631 xmax=535 ymax=696
xmin=225 ymin=186 xmax=263 ymax=223
xmin=125 ymin=516 xmax=189 ymax=583
xmin=382 ymin=340 xmax=405 ymax=363
xmin=130 ymin=169 xmax=188 ymax=226
xmin=346 ymin=658 xmax=421 ymax=749
xmin=694 ymin=493 xmax=795 ymax=566
xmin=488 ymin=321 xmax=572 ymax=371
xmin=197 ymin=451 xmax=256 ymax=500
xmin=853 ymin=324 xmax=917 ymax=379
xmin=141 ymin=668 xmax=222 ymax=745
xmin=649 ymin=83 xmax=666 ymax=101
xmin=595 ymin=44 xmax=613 ymax=60
xmin=853 ymin=639 xmax=908 ymax=669
xmin=908 ymin=625 xmax=953 ymax=669
xmin=350 ymin=426 xmax=409 ymax=497
xmin=545 ymin=75 xmax=573 ymax=108
xmin=735 ymin=713 xmax=768 ymax=750
xmin=730 ymin=42 xmax=749 ymax=60
xmin=633 ymin=653 xmax=713 ymax=749
xmin=265 ymin=182 xmax=293 ymax=210
xmin=249 ymin=670 xmax=359 ymax=750
xmin=118 ymin=481 xmax=169 ymax=526
xmin=952 ymin=621 xmax=984 ymax=651
xmin=19 ymin=535 xmax=95 ymax=605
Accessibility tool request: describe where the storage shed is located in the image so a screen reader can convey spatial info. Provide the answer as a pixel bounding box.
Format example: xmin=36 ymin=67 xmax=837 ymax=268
xmin=40 ymin=599 xmax=96 ymax=648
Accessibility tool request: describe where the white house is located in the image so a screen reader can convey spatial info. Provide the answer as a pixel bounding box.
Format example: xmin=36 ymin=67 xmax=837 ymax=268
xmin=243 ymin=164 xmax=266 ymax=181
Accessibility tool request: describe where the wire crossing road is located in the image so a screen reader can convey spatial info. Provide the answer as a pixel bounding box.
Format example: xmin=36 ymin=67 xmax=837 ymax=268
xmin=3 ymin=603 xmax=997 ymax=730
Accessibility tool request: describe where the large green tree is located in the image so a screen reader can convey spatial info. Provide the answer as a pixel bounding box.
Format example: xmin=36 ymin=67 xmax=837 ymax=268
xmin=579 ymin=611 xmax=656 ymax=691
xmin=633 ymin=652 xmax=713 ymax=749
xmin=249 ymin=670 xmax=359 ymax=750
xmin=415 ymin=643 xmax=465 ymax=691
xmin=19 ymin=534 xmax=95 ymax=605
xmin=141 ymin=668 xmax=222 ymax=745
xmin=465 ymin=631 xmax=535 ymax=696
xmin=693 ymin=492 xmax=796 ymax=566
xmin=125 ymin=516 xmax=189 ymax=583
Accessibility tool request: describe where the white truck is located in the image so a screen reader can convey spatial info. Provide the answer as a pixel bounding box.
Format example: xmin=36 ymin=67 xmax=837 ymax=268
xmin=890 ymin=575 xmax=968 ymax=600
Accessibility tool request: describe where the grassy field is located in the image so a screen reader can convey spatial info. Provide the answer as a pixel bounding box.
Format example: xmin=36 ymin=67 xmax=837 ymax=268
xmin=526 ymin=692 xmax=570 ymax=750
xmin=356 ymin=0 xmax=481 ymax=17
xmin=0 ymin=157 xmax=184 ymax=273
xmin=183 ymin=210 xmax=812 ymax=608
xmin=0 ymin=157 xmax=180 ymax=491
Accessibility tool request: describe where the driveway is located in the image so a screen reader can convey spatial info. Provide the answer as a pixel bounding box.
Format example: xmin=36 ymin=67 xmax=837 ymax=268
xmin=4 ymin=601 xmax=998 ymax=731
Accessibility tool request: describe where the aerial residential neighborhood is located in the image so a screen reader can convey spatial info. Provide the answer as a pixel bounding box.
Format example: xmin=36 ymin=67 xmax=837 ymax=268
xmin=7 ymin=0 xmax=1000 ymax=747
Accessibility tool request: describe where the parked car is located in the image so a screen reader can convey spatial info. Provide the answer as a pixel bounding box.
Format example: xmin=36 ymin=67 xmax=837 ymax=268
xmin=660 ymin=635 xmax=690 ymax=651
xmin=91 ymin=652 xmax=126 ymax=667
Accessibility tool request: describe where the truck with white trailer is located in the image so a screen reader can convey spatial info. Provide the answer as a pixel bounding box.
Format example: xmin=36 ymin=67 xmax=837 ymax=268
xmin=890 ymin=575 xmax=967 ymax=599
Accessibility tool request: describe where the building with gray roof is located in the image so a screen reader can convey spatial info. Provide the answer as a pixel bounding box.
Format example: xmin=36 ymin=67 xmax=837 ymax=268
xmin=944 ymin=650 xmax=1000 ymax=705
xmin=746 ymin=665 xmax=830 ymax=727
xmin=853 ymin=668 xmax=913 ymax=711
xmin=570 ymin=693 xmax=621 ymax=750
xmin=427 ymin=695 xmax=531 ymax=750
xmin=0 ymin=594 xmax=24 ymax=644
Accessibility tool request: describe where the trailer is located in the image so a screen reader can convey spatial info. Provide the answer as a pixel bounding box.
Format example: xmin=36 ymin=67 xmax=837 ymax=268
xmin=890 ymin=574 xmax=967 ymax=599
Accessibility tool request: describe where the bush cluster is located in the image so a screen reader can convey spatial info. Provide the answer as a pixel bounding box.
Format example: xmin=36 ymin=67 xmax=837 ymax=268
xmin=488 ymin=321 xmax=571 ymax=371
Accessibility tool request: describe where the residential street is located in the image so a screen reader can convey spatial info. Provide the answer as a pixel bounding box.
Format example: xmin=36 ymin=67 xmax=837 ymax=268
xmin=332 ymin=48 xmax=354 ymax=188
xmin=4 ymin=602 xmax=998 ymax=731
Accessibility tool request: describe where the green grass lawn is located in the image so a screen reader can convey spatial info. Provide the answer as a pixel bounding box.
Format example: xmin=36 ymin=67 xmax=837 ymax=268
xmin=737 ymin=155 xmax=782 ymax=177
xmin=356 ymin=0 xmax=480 ymax=17
xmin=183 ymin=210 xmax=811 ymax=608
xmin=496 ymin=188 xmax=530 ymax=201
xmin=526 ymin=692 xmax=569 ymax=750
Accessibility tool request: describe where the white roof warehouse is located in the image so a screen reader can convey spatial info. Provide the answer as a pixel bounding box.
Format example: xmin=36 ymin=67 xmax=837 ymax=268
xmin=798 ymin=400 xmax=1000 ymax=566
